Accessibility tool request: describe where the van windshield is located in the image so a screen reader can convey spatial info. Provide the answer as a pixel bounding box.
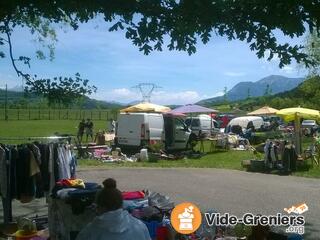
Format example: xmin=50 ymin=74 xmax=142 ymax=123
xmin=185 ymin=119 xmax=200 ymax=127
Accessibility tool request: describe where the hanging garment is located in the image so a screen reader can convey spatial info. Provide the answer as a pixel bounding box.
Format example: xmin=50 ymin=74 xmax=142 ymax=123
xmin=70 ymin=153 xmax=77 ymax=178
xmin=0 ymin=146 xmax=7 ymax=198
xmin=38 ymin=144 xmax=50 ymax=192
xmin=264 ymin=140 xmax=272 ymax=168
xmin=16 ymin=146 xmax=35 ymax=203
xmin=57 ymin=146 xmax=71 ymax=179
xmin=29 ymin=149 xmax=40 ymax=176
xmin=270 ymin=145 xmax=278 ymax=163
xmin=10 ymin=147 xmax=18 ymax=199
xmin=49 ymin=143 xmax=56 ymax=191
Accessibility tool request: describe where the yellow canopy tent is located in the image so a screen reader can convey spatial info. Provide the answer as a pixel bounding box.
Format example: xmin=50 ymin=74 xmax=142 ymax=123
xmin=247 ymin=106 xmax=279 ymax=116
xmin=276 ymin=107 xmax=320 ymax=155
xmin=120 ymin=102 xmax=171 ymax=113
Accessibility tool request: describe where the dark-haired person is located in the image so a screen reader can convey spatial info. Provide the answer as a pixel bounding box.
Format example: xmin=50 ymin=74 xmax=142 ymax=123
xmin=85 ymin=118 xmax=94 ymax=142
xmin=77 ymin=119 xmax=85 ymax=143
xmin=76 ymin=178 xmax=151 ymax=240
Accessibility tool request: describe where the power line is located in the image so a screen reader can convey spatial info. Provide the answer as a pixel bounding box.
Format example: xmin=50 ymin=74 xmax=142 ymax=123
xmin=132 ymin=83 xmax=161 ymax=102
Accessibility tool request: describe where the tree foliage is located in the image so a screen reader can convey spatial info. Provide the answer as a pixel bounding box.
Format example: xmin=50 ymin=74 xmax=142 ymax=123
xmin=25 ymin=73 xmax=97 ymax=108
xmin=304 ymin=32 xmax=320 ymax=76
xmin=0 ymin=5 xmax=96 ymax=106
xmin=1 ymin=0 xmax=320 ymax=67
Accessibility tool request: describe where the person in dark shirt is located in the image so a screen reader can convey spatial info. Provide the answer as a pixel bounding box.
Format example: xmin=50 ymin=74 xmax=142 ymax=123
xmin=77 ymin=119 xmax=85 ymax=143
xmin=85 ymin=119 xmax=94 ymax=142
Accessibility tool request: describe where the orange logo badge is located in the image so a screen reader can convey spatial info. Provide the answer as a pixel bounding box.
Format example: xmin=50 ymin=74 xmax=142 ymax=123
xmin=170 ymin=202 xmax=202 ymax=234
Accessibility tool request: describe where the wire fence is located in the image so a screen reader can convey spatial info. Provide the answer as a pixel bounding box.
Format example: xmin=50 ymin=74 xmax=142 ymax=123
xmin=0 ymin=108 xmax=118 ymax=121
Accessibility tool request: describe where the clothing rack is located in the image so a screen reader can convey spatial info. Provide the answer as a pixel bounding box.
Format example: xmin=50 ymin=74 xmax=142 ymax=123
xmin=0 ymin=136 xmax=74 ymax=225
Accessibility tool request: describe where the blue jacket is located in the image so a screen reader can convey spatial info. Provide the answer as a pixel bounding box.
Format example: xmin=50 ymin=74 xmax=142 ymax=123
xmin=76 ymin=209 xmax=151 ymax=240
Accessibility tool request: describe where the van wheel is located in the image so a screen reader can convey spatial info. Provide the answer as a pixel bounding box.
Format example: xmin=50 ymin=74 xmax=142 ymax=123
xmin=186 ymin=133 xmax=198 ymax=150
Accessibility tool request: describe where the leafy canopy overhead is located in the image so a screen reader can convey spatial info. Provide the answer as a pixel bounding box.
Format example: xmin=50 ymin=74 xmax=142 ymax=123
xmin=1 ymin=0 xmax=320 ymax=68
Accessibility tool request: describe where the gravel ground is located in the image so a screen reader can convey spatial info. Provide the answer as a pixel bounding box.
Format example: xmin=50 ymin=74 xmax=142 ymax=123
xmin=1 ymin=168 xmax=319 ymax=239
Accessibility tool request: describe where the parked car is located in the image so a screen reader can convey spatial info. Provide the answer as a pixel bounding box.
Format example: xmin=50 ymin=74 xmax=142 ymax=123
xmin=115 ymin=112 xmax=192 ymax=151
xmin=185 ymin=114 xmax=219 ymax=137
xmin=225 ymin=116 xmax=264 ymax=133
xmin=302 ymin=120 xmax=318 ymax=129
xmin=301 ymin=119 xmax=318 ymax=136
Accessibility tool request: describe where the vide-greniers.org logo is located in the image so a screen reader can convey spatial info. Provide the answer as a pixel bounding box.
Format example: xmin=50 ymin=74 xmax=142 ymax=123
xmin=171 ymin=202 xmax=307 ymax=235
xmin=205 ymin=213 xmax=305 ymax=227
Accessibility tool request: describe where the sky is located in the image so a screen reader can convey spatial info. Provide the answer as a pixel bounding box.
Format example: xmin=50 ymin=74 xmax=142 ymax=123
xmin=0 ymin=18 xmax=307 ymax=105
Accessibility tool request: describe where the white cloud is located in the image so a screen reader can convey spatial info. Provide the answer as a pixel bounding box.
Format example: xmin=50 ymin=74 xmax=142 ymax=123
xmin=260 ymin=50 xmax=303 ymax=76
xmin=0 ymin=73 xmax=22 ymax=89
xmin=281 ymin=66 xmax=294 ymax=74
xmin=93 ymin=88 xmax=140 ymax=103
xmin=223 ymin=71 xmax=246 ymax=77
xmin=211 ymin=91 xmax=224 ymax=97
xmin=152 ymin=90 xmax=201 ymax=105
xmin=93 ymin=88 xmax=217 ymax=105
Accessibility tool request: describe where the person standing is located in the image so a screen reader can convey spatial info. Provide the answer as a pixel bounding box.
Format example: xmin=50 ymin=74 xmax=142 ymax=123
xmin=85 ymin=118 xmax=94 ymax=142
xmin=77 ymin=119 xmax=85 ymax=143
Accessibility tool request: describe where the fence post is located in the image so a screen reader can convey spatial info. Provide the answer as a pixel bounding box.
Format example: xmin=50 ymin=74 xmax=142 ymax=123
xmin=17 ymin=110 xmax=19 ymax=120
xmin=49 ymin=110 xmax=50 ymax=120
xmin=38 ymin=109 xmax=40 ymax=120
xmin=58 ymin=110 xmax=60 ymax=120
xmin=99 ymin=111 xmax=101 ymax=120
xmin=67 ymin=110 xmax=69 ymax=120
xmin=106 ymin=111 xmax=109 ymax=121
xmin=91 ymin=111 xmax=93 ymax=120
xmin=29 ymin=109 xmax=30 ymax=120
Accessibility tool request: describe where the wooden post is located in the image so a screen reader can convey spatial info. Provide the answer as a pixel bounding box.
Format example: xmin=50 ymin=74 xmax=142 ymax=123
xmin=49 ymin=110 xmax=51 ymax=120
xmin=29 ymin=109 xmax=31 ymax=120
xmin=99 ymin=111 xmax=101 ymax=120
xmin=294 ymin=113 xmax=301 ymax=155
xmin=17 ymin=110 xmax=19 ymax=120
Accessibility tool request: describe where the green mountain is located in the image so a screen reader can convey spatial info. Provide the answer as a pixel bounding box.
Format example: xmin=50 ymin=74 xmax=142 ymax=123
xmin=198 ymin=75 xmax=304 ymax=105
xmin=228 ymin=76 xmax=320 ymax=111
xmin=0 ymin=89 xmax=123 ymax=109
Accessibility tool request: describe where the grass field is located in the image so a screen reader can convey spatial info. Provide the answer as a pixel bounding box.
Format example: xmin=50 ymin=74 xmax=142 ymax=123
xmin=78 ymin=150 xmax=320 ymax=178
xmin=1 ymin=119 xmax=319 ymax=178
xmin=78 ymin=150 xmax=254 ymax=169
xmin=0 ymin=120 xmax=108 ymax=140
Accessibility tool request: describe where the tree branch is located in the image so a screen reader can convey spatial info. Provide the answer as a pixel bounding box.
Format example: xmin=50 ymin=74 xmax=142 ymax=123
xmin=4 ymin=19 xmax=31 ymax=82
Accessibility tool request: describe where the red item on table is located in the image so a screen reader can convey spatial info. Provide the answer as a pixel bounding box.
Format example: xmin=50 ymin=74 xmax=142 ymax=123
xmin=122 ymin=191 xmax=145 ymax=200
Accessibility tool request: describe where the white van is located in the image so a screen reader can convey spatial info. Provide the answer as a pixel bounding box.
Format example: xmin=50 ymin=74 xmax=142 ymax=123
xmin=185 ymin=114 xmax=219 ymax=136
xmin=115 ymin=113 xmax=192 ymax=150
xmin=225 ymin=116 xmax=264 ymax=133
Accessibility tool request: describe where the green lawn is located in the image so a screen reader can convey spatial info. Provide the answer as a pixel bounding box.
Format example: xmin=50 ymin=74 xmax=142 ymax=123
xmin=0 ymin=120 xmax=108 ymax=142
xmin=1 ymin=120 xmax=319 ymax=178
xmin=78 ymin=150 xmax=254 ymax=169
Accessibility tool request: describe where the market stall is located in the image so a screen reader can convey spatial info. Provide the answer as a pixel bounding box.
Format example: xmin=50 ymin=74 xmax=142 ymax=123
xmin=120 ymin=102 xmax=171 ymax=113
xmin=276 ymin=107 xmax=320 ymax=155
xmin=247 ymin=106 xmax=279 ymax=116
